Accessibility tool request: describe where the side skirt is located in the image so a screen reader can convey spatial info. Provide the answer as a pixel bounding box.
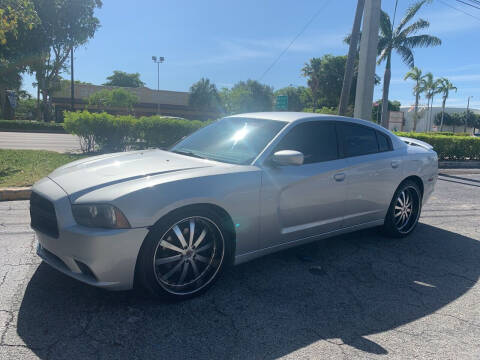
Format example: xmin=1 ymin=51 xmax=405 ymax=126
xmin=233 ymin=219 xmax=384 ymax=266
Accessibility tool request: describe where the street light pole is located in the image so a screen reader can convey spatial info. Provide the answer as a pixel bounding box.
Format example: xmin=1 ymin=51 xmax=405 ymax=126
xmin=152 ymin=56 xmax=165 ymax=115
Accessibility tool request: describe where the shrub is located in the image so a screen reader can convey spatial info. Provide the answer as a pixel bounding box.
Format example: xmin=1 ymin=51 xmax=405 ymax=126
xmin=135 ymin=116 xmax=205 ymax=149
xmin=63 ymin=111 xmax=207 ymax=153
xmin=0 ymin=120 xmax=65 ymax=133
xmin=394 ymin=132 xmax=480 ymax=160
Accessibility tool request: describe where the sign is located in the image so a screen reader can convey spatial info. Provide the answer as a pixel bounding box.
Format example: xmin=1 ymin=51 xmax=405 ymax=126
xmin=275 ymin=95 xmax=288 ymax=111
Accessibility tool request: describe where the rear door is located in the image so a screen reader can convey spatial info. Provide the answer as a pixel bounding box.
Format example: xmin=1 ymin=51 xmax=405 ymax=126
xmin=260 ymin=121 xmax=348 ymax=247
xmin=337 ymin=122 xmax=402 ymax=227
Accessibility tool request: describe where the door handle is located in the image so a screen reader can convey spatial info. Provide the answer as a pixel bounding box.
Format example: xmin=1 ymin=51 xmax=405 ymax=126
xmin=391 ymin=160 xmax=401 ymax=169
xmin=334 ymin=173 xmax=346 ymax=182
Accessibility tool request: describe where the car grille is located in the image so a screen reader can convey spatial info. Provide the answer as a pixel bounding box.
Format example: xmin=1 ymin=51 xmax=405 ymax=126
xmin=30 ymin=192 xmax=59 ymax=238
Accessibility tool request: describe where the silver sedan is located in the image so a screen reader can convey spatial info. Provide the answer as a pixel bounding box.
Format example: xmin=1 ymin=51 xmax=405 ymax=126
xmin=30 ymin=112 xmax=438 ymax=300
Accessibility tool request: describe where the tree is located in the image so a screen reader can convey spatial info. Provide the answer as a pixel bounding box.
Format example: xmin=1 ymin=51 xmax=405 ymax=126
xmin=436 ymin=78 xmax=457 ymax=132
xmin=419 ymin=72 xmax=441 ymax=131
xmin=302 ymin=55 xmax=355 ymax=109
xmin=30 ymin=0 xmax=102 ymax=120
xmin=87 ymin=88 xmax=138 ymax=113
xmin=220 ymin=80 xmax=273 ymax=115
xmin=103 ymin=70 xmax=145 ymax=88
xmin=274 ymin=86 xmax=312 ymax=112
xmin=378 ymin=0 xmax=441 ymax=128
xmin=404 ymin=66 xmax=425 ymax=132
xmin=188 ymin=78 xmax=221 ymax=116
xmin=436 ymin=112 xmax=463 ymax=133
xmin=462 ymin=110 xmax=476 ymax=133
xmin=0 ymin=0 xmax=38 ymax=45
xmin=372 ymin=99 xmax=401 ymax=123
xmin=0 ymin=0 xmax=41 ymax=117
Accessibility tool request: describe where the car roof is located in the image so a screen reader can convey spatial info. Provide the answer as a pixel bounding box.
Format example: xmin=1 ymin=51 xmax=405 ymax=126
xmin=227 ymin=112 xmax=328 ymax=123
xmin=227 ymin=112 xmax=386 ymax=129
xmin=226 ymin=112 xmax=407 ymax=149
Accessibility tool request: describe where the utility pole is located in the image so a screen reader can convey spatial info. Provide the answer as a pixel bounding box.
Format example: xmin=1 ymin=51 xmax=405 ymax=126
xmin=70 ymin=47 xmax=75 ymax=112
xmin=354 ymin=0 xmax=381 ymax=121
xmin=152 ymin=56 xmax=165 ymax=115
xmin=339 ymin=0 xmax=365 ymax=116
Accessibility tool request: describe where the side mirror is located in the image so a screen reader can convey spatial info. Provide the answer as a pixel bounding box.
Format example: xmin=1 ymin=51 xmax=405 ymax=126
xmin=272 ymin=150 xmax=304 ymax=166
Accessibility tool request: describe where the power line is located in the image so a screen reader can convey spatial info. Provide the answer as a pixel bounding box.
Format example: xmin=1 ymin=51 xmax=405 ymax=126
xmin=438 ymin=0 xmax=480 ymax=22
xmin=455 ymin=0 xmax=480 ymax=10
xmin=258 ymin=0 xmax=331 ymax=81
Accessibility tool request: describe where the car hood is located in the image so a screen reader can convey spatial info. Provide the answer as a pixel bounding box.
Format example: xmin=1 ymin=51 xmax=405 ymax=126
xmin=47 ymin=149 xmax=216 ymax=196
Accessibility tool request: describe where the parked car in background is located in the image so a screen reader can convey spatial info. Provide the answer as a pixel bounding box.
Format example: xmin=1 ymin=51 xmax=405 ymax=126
xmin=30 ymin=112 xmax=438 ymax=300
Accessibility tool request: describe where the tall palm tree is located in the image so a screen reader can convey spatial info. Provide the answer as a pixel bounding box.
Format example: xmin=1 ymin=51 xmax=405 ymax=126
xmin=419 ymin=73 xmax=441 ymax=132
xmin=378 ymin=0 xmax=441 ymax=128
xmin=437 ymin=78 xmax=457 ymax=132
xmin=404 ymin=66 xmax=425 ymax=131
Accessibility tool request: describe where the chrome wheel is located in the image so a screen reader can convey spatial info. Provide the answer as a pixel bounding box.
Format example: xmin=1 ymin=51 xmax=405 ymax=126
xmin=393 ymin=186 xmax=420 ymax=234
xmin=153 ymin=216 xmax=225 ymax=295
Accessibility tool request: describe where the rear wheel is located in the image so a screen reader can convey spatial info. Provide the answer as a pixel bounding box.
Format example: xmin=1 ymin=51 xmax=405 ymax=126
xmin=383 ymin=180 xmax=422 ymax=238
xmin=137 ymin=207 xmax=232 ymax=300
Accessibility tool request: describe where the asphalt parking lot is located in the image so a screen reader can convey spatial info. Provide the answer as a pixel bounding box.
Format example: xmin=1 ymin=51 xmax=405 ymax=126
xmin=1 ymin=173 xmax=479 ymax=360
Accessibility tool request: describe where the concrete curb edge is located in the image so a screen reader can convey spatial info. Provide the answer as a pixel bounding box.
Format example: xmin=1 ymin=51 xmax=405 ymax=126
xmin=0 ymin=187 xmax=32 ymax=201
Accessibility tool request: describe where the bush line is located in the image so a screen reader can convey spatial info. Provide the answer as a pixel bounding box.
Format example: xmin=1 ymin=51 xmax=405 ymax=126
xmin=63 ymin=111 xmax=207 ymax=153
xmin=395 ymin=132 xmax=480 ymax=160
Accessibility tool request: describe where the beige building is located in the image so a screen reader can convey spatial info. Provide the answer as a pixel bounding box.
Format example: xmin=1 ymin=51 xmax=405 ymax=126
xmin=51 ymin=83 xmax=217 ymax=121
xmin=400 ymin=106 xmax=480 ymax=133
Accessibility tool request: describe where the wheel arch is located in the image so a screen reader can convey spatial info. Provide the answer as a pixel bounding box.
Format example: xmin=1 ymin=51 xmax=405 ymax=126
xmin=133 ymin=203 xmax=237 ymax=288
xmin=400 ymin=175 xmax=424 ymax=197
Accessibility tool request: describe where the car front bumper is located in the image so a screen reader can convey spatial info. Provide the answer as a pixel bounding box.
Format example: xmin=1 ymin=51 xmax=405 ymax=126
xmin=32 ymin=177 xmax=149 ymax=291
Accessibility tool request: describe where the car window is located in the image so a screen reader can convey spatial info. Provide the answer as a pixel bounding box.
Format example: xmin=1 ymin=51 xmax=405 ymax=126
xmin=171 ymin=117 xmax=286 ymax=165
xmin=273 ymin=122 xmax=338 ymax=164
xmin=338 ymin=123 xmax=379 ymax=157
xmin=377 ymin=131 xmax=392 ymax=152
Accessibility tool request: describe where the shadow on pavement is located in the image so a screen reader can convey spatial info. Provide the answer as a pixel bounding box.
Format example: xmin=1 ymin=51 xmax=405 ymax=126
xmin=16 ymin=223 xmax=480 ymax=359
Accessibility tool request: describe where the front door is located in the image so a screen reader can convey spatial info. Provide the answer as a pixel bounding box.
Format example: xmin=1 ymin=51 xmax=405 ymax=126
xmin=259 ymin=121 xmax=348 ymax=248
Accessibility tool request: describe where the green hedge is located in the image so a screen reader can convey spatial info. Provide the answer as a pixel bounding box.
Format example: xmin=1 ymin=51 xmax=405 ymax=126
xmin=63 ymin=111 xmax=206 ymax=153
xmin=395 ymin=132 xmax=480 ymax=160
xmin=0 ymin=120 xmax=66 ymax=133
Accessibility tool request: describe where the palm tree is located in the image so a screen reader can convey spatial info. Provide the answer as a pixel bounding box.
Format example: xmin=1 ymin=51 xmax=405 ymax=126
xmin=437 ymin=78 xmax=457 ymax=132
xmin=419 ymin=73 xmax=441 ymax=132
xmin=404 ymin=66 xmax=425 ymax=131
xmin=378 ymin=0 xmax=441 ymax=128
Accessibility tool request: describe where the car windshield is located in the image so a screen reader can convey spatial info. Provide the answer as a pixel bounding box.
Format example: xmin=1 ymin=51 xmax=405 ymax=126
xmin=170 ymin=117 xmax=286 ymax=165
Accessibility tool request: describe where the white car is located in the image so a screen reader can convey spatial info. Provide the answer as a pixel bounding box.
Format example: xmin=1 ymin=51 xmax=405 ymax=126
xmin=30 ymin=112 xmax=438 ymax=300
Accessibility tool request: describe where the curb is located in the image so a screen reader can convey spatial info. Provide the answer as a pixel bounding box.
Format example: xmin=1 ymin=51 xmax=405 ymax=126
xmin=0 ymin=187 xmax=31 ymax=202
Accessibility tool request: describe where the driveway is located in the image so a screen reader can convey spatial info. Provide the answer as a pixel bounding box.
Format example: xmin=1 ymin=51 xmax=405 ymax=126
xmin=0 ymin=174 xmax=479 ymax=359
xmin=0 ymin=131 xmax=81 ymax=153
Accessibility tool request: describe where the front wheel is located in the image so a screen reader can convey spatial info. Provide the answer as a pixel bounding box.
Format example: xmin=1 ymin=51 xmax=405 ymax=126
xmin=136 ymin=207 xmax=232 ymax=301
xmin=383 ymin=180 xmax=422 ymax=238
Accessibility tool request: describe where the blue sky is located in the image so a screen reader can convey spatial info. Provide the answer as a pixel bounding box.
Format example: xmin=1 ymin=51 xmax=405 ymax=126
xmin=22 ymin=0 xmax=480 ymax=109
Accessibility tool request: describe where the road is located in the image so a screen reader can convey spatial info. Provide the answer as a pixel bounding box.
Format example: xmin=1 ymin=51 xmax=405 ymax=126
xmin=0 ymin=132 xmax=81 ymax=153
xmin=1 ymin=174 xmax=480 ymax=359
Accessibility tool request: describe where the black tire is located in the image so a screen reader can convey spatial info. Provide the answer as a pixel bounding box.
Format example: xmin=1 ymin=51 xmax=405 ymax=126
xmin=383 ymin=180 xmax=422 ymax=238
xmin=136 ymin=206 xmax=233 ymax=301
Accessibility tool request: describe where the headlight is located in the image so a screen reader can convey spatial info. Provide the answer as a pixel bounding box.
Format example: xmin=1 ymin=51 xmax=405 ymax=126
xmin=72 ymin=204 xmax=131 ymax=229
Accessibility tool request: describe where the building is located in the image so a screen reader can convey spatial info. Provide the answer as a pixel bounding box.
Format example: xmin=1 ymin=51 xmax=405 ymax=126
xmin=51 ymin=83 xmax=217 ymax=121
xmin=400 ymin=105 xmax=480 ymax=133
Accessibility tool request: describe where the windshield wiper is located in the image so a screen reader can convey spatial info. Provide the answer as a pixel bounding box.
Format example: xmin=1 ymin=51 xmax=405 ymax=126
xmin=171 ymin=150 xmax=206 ymax=159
